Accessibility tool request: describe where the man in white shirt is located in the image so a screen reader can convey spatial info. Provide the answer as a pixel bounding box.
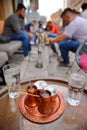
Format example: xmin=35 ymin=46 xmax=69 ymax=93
xmin=49 ymin=8 xmax=87 ymax=67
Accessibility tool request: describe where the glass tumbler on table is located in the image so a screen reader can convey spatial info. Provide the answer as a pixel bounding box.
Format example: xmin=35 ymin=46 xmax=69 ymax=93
xmin=3 ymin=63 xmax=20 ymax=99
xmin=67 ymin=73 xmax=86 ymax=106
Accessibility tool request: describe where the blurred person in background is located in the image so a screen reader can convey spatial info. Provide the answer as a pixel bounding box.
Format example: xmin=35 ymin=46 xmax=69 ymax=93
xmin=49 ymin=8 xmax=87 ymax=67
xmin=45 ymin=21 xmax=60 ymax=56
xmin=4 ymin=3 xmax=35 ymax=61
xmin=25 ymin=20 xmax=37 ymax=45
xmin=81 ymin=3 xmax=87 ymax=19
xmin=46 ymin=21 xmax=60 ymax=36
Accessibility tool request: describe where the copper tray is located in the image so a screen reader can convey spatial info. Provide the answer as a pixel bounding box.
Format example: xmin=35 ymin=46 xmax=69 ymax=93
xmin=19 ymin=91 xmax=66 ymax=123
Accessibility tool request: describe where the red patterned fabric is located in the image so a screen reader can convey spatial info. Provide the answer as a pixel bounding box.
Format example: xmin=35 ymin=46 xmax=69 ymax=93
xmin=80 ymin=54 xmax=87 ymax=72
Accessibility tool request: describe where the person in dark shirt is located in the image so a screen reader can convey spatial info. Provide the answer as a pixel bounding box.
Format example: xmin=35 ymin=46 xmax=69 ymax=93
xmin=25 ymin=20 xmax=36 ymax=32
xmin=25 ymin=20 xmax=37 ymax=45
xmin=4 ymin=3 xmax=35 ymax=60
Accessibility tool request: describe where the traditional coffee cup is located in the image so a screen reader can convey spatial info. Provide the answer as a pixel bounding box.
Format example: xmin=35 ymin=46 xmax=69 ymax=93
xmin=38 ymin=90 xmax=55 ymax=114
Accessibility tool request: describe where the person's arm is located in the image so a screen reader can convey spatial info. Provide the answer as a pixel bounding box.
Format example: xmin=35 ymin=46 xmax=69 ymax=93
xmin=49 ymin=33 xmax=68 ymax=43
xmin=49 ymin=19 xmax=78 ymax=44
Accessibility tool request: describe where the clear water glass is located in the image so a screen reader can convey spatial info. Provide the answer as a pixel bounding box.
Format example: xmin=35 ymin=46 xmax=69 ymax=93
xmin=67 ymin=73 xmax=86 ymax=106
xmin=3 ymin=63 xmax=20 ymax=99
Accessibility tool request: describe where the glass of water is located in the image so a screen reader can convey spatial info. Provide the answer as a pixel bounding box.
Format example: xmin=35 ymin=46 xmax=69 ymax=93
xmin=3 ymin=63 xmax=20 ymax=99
xmin=67 ymin=73 xmax=86 ymax=106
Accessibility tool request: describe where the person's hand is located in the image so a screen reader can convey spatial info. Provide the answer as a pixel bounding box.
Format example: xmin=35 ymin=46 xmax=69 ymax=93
xmin=28 ymin=33 xmax=35 ymax=39
xmin=48 ymin=37 xmax=55 ymax=44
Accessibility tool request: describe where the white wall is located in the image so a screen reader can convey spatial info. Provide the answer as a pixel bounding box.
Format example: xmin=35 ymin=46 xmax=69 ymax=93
xmin=38 ymin=0 xmax=64 ymax=20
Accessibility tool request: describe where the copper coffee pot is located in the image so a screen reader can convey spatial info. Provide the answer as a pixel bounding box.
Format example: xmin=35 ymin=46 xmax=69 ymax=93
xmin=24 ymin=85 xmax=39 ymax=108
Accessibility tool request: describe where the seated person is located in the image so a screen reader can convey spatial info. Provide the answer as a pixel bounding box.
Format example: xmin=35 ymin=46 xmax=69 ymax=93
xmin=49 ymin=8 xmax=87 ymax=67
xmin=46 ymin=21 xmax=60 ymax=36
xmin=25 ymin=20 xmax=36 ymax=32
xmin=45 ymin=21 xmax=60 ymax=55
xmin=80 ymin=3 xmax=87 ymax=19
xmin=3 ymin=3 xmax=35 ymax=60
xmin=25 ymin=20 xmax=37 ymax=45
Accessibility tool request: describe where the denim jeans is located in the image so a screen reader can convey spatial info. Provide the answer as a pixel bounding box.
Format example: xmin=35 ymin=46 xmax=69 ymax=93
xmin=59 ymin=39 xmax=80 ymax=64
xmin=10 ymin=34 xmax=31 ymax=57
xmin=48 ymin=33 xmax=58 ymax=53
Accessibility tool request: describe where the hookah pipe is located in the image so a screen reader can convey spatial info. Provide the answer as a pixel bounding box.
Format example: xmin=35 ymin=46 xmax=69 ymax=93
xmin=35 ymin=30 xmax=43 ymax=68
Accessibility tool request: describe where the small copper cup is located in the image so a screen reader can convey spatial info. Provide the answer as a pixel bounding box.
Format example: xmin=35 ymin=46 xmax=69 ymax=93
xmin=38 ymin=90 xmax=55 ymax=114
xmin=24 ymin=85 xmax=39 ymax=107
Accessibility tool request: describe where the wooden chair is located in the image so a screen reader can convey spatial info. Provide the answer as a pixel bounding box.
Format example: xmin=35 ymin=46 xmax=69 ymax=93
xmin=0 ymin=20 xmax=5 ymax=35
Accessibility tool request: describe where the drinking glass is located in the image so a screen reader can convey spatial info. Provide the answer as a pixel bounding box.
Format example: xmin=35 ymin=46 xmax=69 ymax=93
xmin=67 ymin=73 xmax=86 ymax=106
xmin=3 ymin=63 xmax=20 ymax=99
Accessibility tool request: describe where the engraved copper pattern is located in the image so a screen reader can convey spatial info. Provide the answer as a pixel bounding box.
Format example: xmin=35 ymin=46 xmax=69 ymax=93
xmin=19 ymin=92 xmax=66 ymax=123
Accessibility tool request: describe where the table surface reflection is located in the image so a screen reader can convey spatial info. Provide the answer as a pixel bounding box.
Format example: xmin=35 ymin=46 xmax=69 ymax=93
xmin=0 ymin=79 xmax=87 ymax=130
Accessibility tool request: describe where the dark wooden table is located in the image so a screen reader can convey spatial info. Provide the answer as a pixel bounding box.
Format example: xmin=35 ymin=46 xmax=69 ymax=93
xmin=0 ymin=79 xmax=87 ymax=130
